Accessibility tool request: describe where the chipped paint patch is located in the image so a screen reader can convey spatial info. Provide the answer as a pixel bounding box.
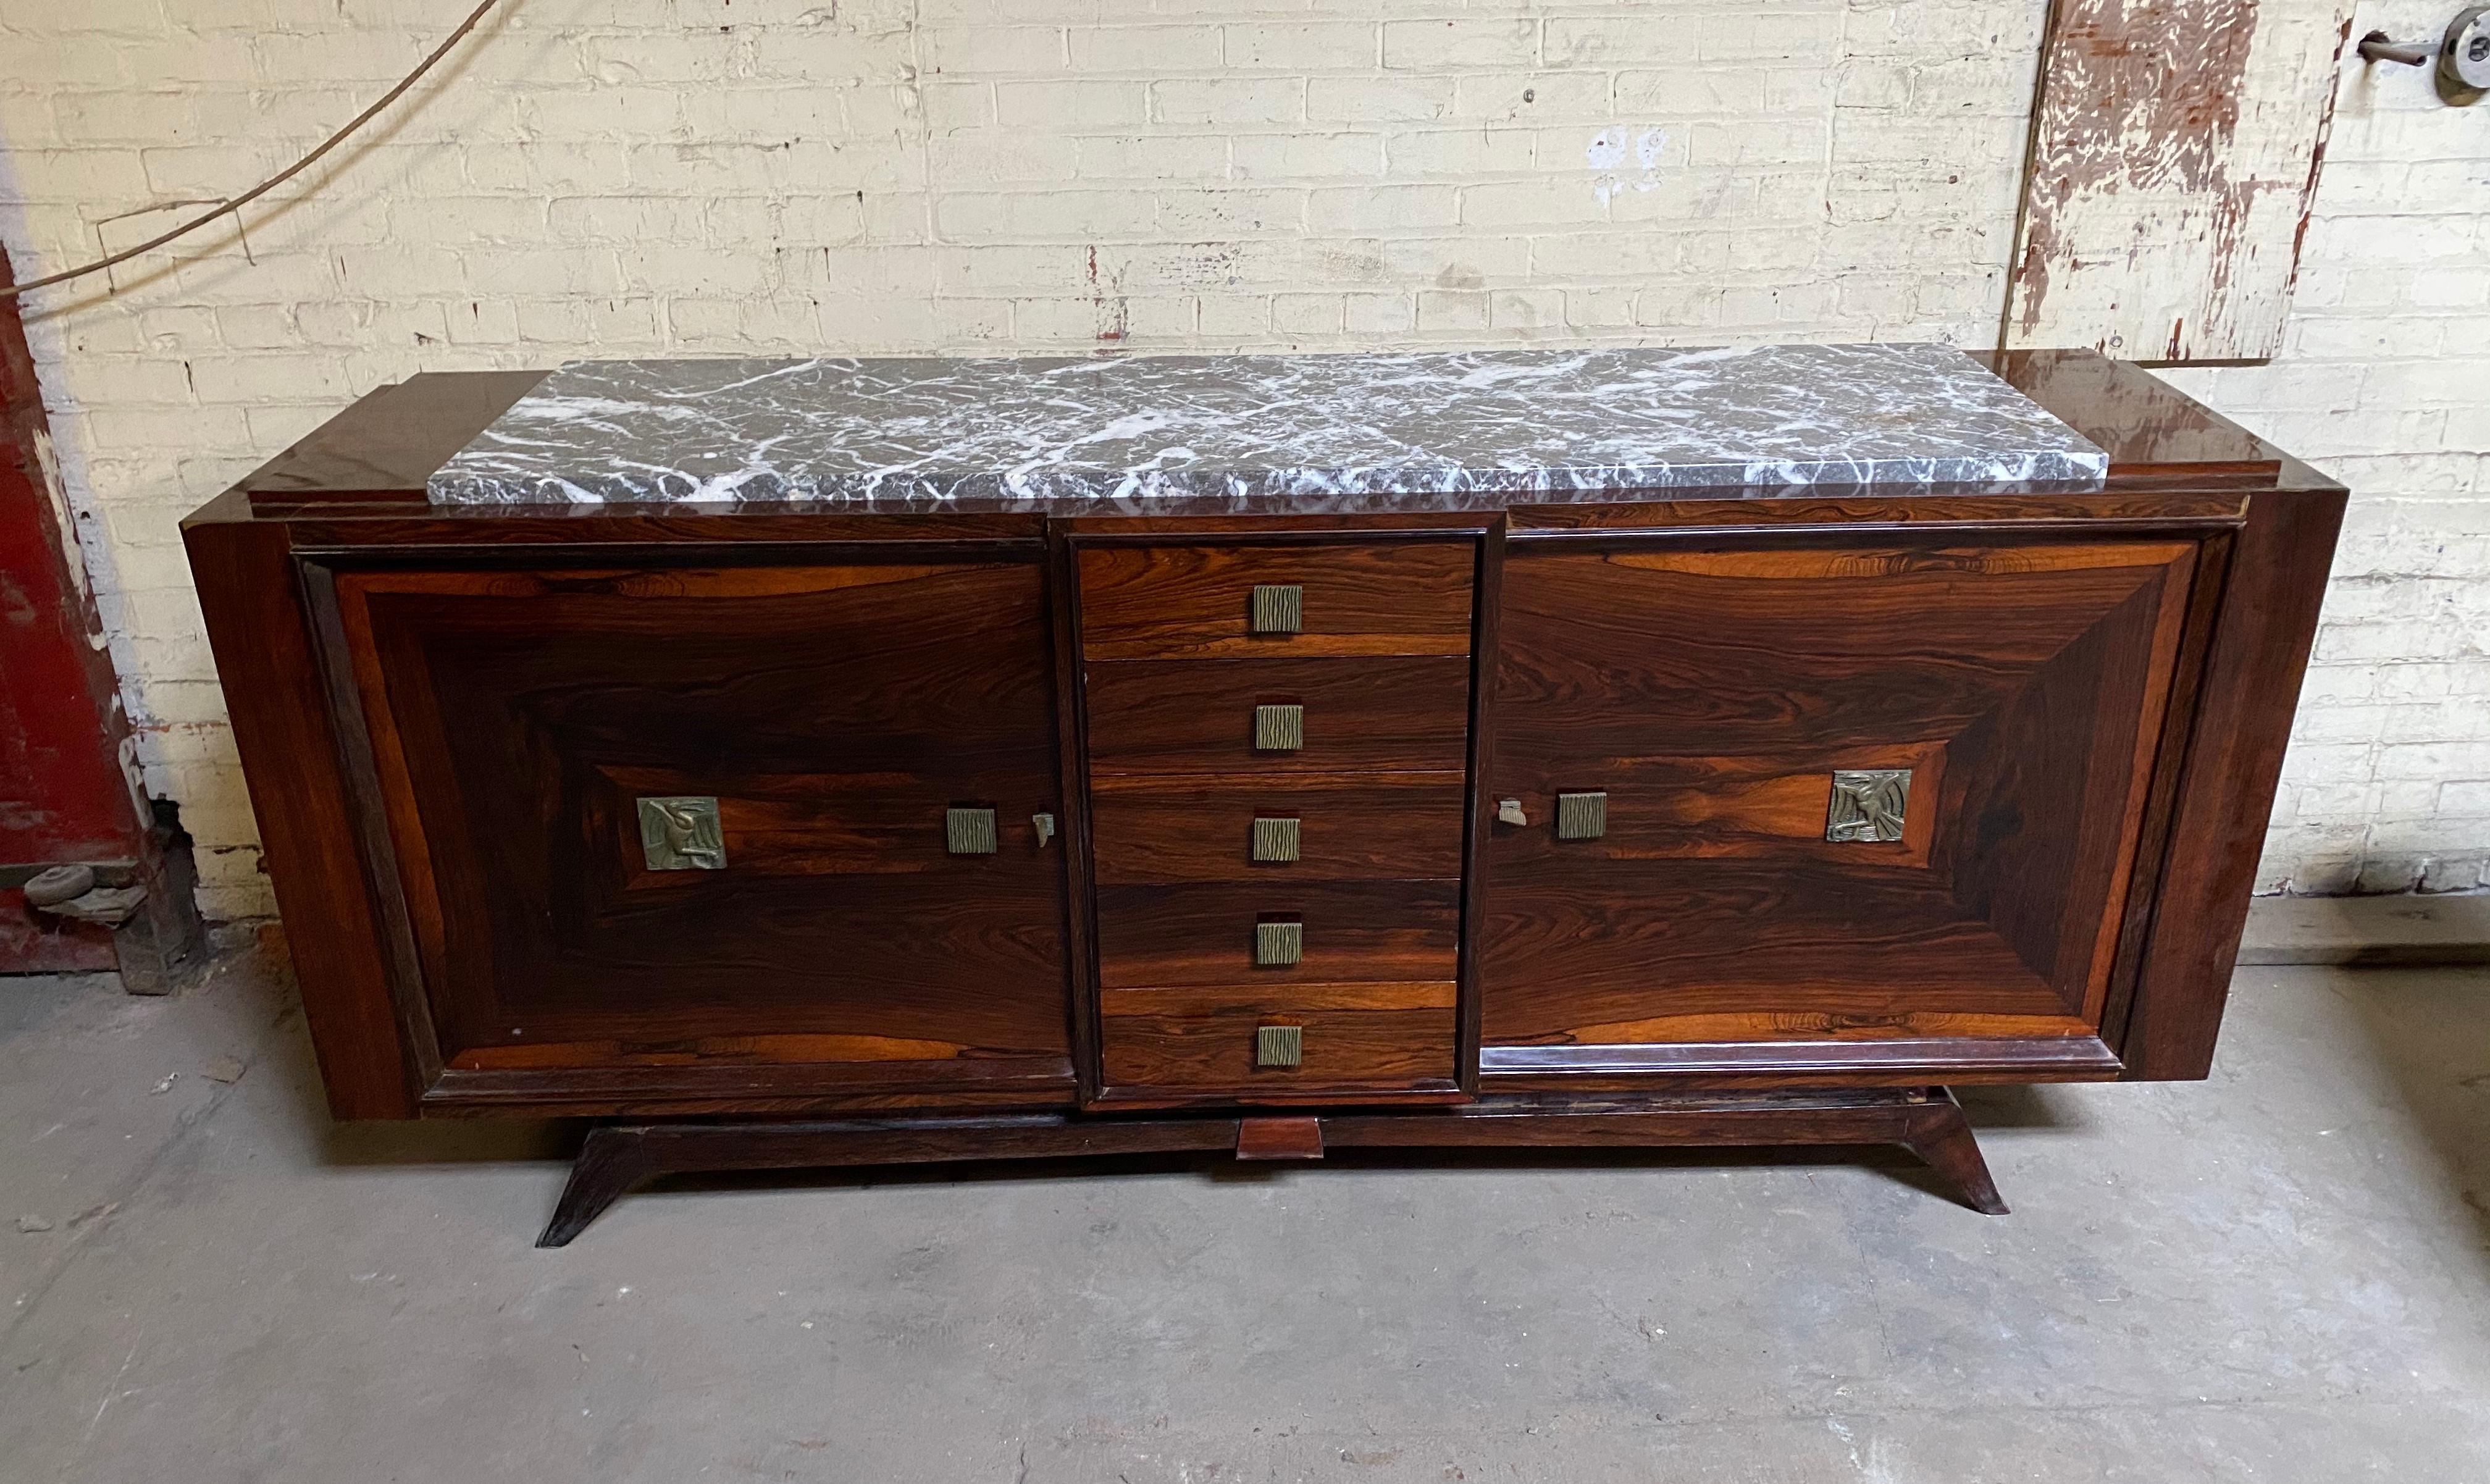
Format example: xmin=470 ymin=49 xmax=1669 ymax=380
xmin=2007 ymin=0 xmax=2356 ymax=361
xmin=1588 ymin=126 xmax=1669 ymax=206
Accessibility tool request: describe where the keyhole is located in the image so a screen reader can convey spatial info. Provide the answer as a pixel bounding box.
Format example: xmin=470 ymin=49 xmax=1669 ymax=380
xmin=2470 ymin=35 xmax=2488 ymax=62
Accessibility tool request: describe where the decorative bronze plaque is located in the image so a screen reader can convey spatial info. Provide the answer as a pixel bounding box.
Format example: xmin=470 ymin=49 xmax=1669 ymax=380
xmin=637 ymin=796 xmax=726 ymax=871
xmin=1826 ymin=769 xmax=1911 ymax=843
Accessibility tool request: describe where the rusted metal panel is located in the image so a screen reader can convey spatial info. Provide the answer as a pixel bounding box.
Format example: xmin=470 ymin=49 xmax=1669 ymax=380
xmin=2006 ymin=0 xmax=2356 ymax=363
xmin=1 ymin=246 xmax=151 ymax=971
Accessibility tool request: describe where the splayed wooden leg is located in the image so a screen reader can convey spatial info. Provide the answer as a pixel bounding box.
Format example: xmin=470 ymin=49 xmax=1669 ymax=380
xmin=537 ymin=1125 xmax=658 ymax=1248
xmin=1901 ymin=1088 xmax=2010 ymax=1215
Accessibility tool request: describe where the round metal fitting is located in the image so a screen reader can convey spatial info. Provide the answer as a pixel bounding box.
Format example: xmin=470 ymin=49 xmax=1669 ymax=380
xmin=22 ymin=864 xmax=98 ymax=908
xmin=2444 ymin=6 xmax=2490 ymax=103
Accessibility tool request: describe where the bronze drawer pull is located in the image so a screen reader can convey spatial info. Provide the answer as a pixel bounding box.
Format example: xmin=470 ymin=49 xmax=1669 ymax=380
xmin=1555 ymin=791 xmax=1606 ymax=841
xmin=945 ymin=807 xmax=998 ymax=855
xmin=1255 ymin=920 xmax=1304 ymax=966
xmin=1251 ymin=816 xmax=1301 ymax=862
xmin=1254 ymin=703 xmax=1305 ymax=752
xmin=1249 ymin=584 xmax=1303 ymax=634
xmin=1255 ymin=1024 xmax=1304 ymax=1068
xmin=1826 ymin=769 xmax=1910 ymax=842
xmin=637 ymin=796 xmax=725 ymax=871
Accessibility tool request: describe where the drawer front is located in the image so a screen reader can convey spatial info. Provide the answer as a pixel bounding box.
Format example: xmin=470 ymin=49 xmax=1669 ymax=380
xmin=1099 ymin=983 xmax=1458 ymax=1098
xmin=1481 ymin=537 xmax=2203 ymax=1053
xmin=1078 ymin=542 xmax=1475 ymax=660
xmin=1089 ymin=773 xmax=1468 ymax=884
xmin=1085 ymin=656 xmax=1473 ymax=776
xmin=1094 ymin=879 xmax=1462 ymax=988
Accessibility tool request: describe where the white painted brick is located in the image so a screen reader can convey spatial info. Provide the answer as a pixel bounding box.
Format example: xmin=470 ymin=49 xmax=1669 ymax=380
xmin=1382 ymin=19 xmax=1540 ymax=71
xmin=1232 ymin=132 xmax=1385 ymax=180
xmin=1415 ymin=289 xmax=1489 ymax=332
xmin=1076 ymin=135 xmax=1228 ymax=180
xmin=1307 ymin=76 xmax=1454 ymax=124
xmin=1157 ymin=188 xmax=1305 ymax=237
xmin=1307 ymin=185 xmax=1459 ymax=233
xmin=1451 ymin=72 xmax=1611 ymax=120
xmin=1069 ymin=26 xmax=1222 ymax=72
xmin=1152 ymin=77 xmax=1302 ymax=127
xmin=1271 ymin=292 xmax=1343 ymax=335
xmin=994 ymin=80 xmax=1147 ymax=128
xmin=1344 ymin=292 xmax=1414 ymax=333
xmin=1224 ymin=22 xmax=1378 ymax=72
xmin=921 ymin=26 xmax=1067 ymax=75
xmin=1388 ymin=128 xmax=1535 ymax=177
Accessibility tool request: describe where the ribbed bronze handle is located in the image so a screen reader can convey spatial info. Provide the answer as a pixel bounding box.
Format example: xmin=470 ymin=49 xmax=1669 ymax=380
xmin=945 ymin=807 xmax=997 ymax=854
xmin=1251 ymin=816 xmax=1301 ymax=862
xmin=1255 ymin=920 xmax=1304 ymax=966
xmin=1254 ymin=703 xmax=1304 ymax=752
xmin=1255 ymin=1024 xmax=1303 ymax=1068
xmin=1555 ymin=792 xmax=1606 ymax=841
xmin=1249 ymin=584 xmax=1302 ymax=634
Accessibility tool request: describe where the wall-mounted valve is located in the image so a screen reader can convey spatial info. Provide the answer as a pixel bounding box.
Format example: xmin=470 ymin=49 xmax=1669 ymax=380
xmin=2357 ymin=7 xmax=2489 ymax=104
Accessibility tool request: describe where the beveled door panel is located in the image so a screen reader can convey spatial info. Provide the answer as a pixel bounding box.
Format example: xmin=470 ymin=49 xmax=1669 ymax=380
xmin=1481 ymin=538 xmax=2200 ymax=1060
xmin=329 ymin=560 xmax=1073 ymax=1101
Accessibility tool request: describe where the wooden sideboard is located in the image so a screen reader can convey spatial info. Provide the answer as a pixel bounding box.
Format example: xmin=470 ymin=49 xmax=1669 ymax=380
xmin=182 ymin=350 xmax=2343 ymax=1243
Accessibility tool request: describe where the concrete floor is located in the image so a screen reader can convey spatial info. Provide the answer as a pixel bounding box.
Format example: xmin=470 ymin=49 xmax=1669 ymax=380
xmin=2 ymin=936 xmax=2486 ymax=1482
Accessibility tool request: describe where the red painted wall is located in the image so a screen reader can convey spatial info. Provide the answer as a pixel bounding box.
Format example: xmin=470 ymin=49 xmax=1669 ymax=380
xmin=0 ymin=247 xmax=147 ymax=970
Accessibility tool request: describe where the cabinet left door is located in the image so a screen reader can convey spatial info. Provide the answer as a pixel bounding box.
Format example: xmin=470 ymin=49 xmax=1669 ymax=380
xmin=312 ymin=556 xmax=1074 ymax=1113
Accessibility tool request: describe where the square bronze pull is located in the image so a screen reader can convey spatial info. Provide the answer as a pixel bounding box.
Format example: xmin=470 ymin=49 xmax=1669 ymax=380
xmin=1556 ymin=791 xmax=1607 ymax=841
xmin=1251 ymin=816 xmax=1301 ymax=863
xmin=1255 ymin=920 xmax=1304 ymax=966
xmin=945 ymin=807 xmax=998 ymax=855
xmin=1254 ymin=703 xmax=1304 ymax=752
xmin=1255 ymin=1024 xmax=1303 ymax=1068
xmin=1249 ymin=584 xmax=1302 ymax=634
xmin=637 ymin=796 xmax=725 ymax=871
xmin=1826 ymin=769 xmax=1911 ymax=842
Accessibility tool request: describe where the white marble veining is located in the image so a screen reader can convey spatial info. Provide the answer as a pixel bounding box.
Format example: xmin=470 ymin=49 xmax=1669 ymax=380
xmin=425 ymin=343 xmax=2108 ymax=508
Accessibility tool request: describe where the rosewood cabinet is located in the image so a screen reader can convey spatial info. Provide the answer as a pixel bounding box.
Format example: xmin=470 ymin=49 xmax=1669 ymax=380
xmin=183 ymin=350 xmax=2342 ymax=1241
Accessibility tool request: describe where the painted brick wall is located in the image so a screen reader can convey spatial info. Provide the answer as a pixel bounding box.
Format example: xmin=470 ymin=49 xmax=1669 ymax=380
xmin=2160 ymin=0 xmax=2490 ymax=895
xmin=0 ymin=0 xmax=2476 ymax=916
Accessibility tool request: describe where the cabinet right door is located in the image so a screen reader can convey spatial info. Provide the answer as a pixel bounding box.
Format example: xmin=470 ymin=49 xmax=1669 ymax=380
xmin=1479 ymin=535 xmax=2205 ymax=1073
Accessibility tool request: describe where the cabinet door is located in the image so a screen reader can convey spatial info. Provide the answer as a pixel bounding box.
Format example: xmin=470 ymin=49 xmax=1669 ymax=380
xmin=326 ymin=558 xmax=1071 ymax=1108
xmin=1480 ymin=537 xmax=2202 ymax=1076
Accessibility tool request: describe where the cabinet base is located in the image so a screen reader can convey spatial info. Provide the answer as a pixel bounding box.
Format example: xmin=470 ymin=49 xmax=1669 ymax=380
xmin=536 ymin=1087 xmax=2006 ymax=1246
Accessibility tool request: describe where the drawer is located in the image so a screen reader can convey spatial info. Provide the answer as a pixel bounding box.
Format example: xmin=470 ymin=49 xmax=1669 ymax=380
xmin=1085 ymin=656 xmax=1472 ymax=776
xmin=1099 ymin=983 xmax=1458 ymax=1097
xmin=1079 ymin=542 xmax=1475 ymax=660
xmin=1094 ymin=879 xmax=1461 ymax=988
xmin=1089 ymin=772 xmax=1467 ymax=884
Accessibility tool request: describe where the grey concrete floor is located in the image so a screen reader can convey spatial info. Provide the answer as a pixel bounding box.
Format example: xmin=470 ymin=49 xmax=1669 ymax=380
xmin=2 ymin=935 xmax=2487 ymax=1482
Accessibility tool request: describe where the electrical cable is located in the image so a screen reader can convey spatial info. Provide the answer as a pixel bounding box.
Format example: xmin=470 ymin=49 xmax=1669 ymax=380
xmin=1 ymin=0 xmax=508 ymax=300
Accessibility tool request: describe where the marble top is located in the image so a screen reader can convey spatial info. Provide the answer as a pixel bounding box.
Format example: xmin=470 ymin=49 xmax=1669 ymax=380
xmin=425 ymin=343 xmax=2108 ymax=509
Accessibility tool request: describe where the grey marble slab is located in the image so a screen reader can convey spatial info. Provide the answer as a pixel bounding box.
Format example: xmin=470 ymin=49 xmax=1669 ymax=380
xmin=425 ymin=342 xmax=2107 ymax=509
